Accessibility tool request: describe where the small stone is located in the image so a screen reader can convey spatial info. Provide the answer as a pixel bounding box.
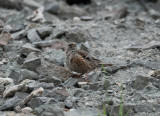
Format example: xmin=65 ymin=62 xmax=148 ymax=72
xmin=64 ymin=108 xmax=103 ymax=116
xmin=157 ymin=98 xmax=160 ymax=104
xmin=63 ymin=77 xmax=78 ymax=88
xmin=23 ymin=0 xmax=41 ymax=9
xmin=3 ymin=83 xmax=24 ymax=98
xmin=73 ymin=17 xmax=81 ymax=21
xmin=50 ymin=76 xmax=61 ymax=86
xmin=11 ymin=30 xmax=27 ymax=40
xmin=8 ymin=70 xmax=21 ymax=84
xmin=35 ymin=104 xmax=64 ymax=116
xmin=28 ymin=97 xmax=47 ymax=109
xmin=36 ymin=82 xmax=54 ymax=90
xmin=45 ymin=49 xmax=65 ymax=66
xmin=0 ymin=32 xmax=12 ymax=47
xmin=65 ymin=28 xmax=92 ymax=43
xmin=45 ymin=2 xmax=60 ymax=15
xmin=14 ymin=92 xmax=30 ymax=100
xmin=37 ymin=26 xmax=52 ymax=39
xmin=65 ymin=99 xmax=73 ymax=109
xmin=19 ymin=69 xmax=39 ymax=82
xmin=46 ymin=88 xmax=70 ymax=101
xmin=22 ymin=43 xmax=41 ymax=56
xmin=27 ymin=29 xmax=41 ymax=42
xmin=18 ymin=87 xmax=44 ymax=108
xmin=21 ymin=107 xmax=33 ymax=114
xmin=131 ymin=75 xmax=152 ymax=90
xmin=33 ymin=40 xmax=54 ymax=48
xmin=80 ymin=43 xmax=89 ymax=52
xmin=0 ymin=77 xmax=13 ymax=86
xmin=87 ymin=70 xmax=101 ymax=83
xmin=39 ymin=76 xmax=61 ymax=86
xmin=0 ymin=97 xmax=21 ymax=111
xmin=80 ymin=16 xmax=93 ymax=21
xmin=24 ymin=80 xmax=40 ymax=91
xmin=22 ymin=57 xmax=41 ymax=72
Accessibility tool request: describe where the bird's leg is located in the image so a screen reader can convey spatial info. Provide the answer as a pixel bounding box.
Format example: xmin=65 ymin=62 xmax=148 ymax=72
xmin=84 ymin=73 xmax=90 ymax=82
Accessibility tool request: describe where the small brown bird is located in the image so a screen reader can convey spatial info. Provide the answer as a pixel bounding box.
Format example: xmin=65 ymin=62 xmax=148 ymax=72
xmin=66 ymin=42 xmax=112 ymax=76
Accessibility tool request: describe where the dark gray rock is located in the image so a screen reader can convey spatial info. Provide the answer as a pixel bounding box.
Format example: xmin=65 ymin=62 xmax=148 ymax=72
xmin=39 ymin=76 xmax=61 ymax=86
xmin=65 ymin=99 xmax=73 ymax=109
xmin=89 ymin=81 xmax=105 ymax=91
xmin=22 ymin=43 xmax=41 ymax=56
xmin=87 ymin=70 xmax=101 ymax=83
xmin=35 ymin=82 xmax=54 ymax=90
xmin=25 ymin=52 xmax=39 ymax=61
xmin=141 ymin=84 xmax=158 ymax=94
xmin=62 ymin=77 xmax=78 ymax=88
xmin=80 ymin=43 xmax=89 ymax=52
xmin=24 ymin=81 xmax=40 ymax=92
xmin=22 ymin=57 xmax=41 ymax=72
xmin=8 ymin=70 xmax=21 ymax=84
xmin=65 ymin=28 xmax=92 ymax=43
xmin=133 ymin=60 xmax=160 ymax=70
xmin=45 ymin=2 xmax=60 ymax=15
xmin=37 ymin=27 xmax=52 ymax=39
xmin=131 ymin=75 xmax=153 ymax=90
xmin=17 ymin=55 xmax=25 ymax=65
xmin=111 ymin=103 xmax=160 ymax=116
xmin=27 ymin=29 xmax=41 ymax=42
xmin=65 ymin=97 xmax=77 ymax=109
xmin=44 ymin=49 xmax=65 ymax=66
xmin=11 ymin=30 xmax=27 ymax=40
xmin=46 ymin=88 xmax=70 ymax=101
xmin=28 ymin=97 xmax=47 ymax=109
xmin=33 ymin=40 xmax=55 ymax=48
xmin=19 ymin=69 xmax=39 ymax=82
xmin=14 ymin=92 xmax=30 ymax=100
xmin=49 ymin=76 xmax=61 ymax=86
xmin=35 ymin=104 xmax=64 ymax=116
xmin=0 ymin=97 xmax=21 ymax=111
xmin=0 ymin=85 xmax=5 ymax=94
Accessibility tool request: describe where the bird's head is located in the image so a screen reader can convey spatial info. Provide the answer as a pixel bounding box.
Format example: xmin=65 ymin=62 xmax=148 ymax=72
xmin=67 ymin=42 xmax=77 ymax=51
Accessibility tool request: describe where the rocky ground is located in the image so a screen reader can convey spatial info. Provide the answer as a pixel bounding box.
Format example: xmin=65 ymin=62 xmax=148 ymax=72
xmin=0 ymin=0 xmax=160 ymax=116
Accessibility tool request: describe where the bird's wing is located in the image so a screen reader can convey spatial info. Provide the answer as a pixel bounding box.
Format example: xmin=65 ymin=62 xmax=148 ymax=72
xmin=76 ymin=50 xmax=100 ymax=63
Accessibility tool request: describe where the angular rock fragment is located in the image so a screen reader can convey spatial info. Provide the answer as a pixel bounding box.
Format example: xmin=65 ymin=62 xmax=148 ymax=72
xmin=65 ymin=28 xmax=92 ymax=43
xmin=0 ymin=77 xmax=13 ymax=86
xmin=11 ymin=30 xmax=27 ymax=40
xmin=21 ymin=107 xmax=33 ymax=114
xmin=37 ymin=26 xmax=52 ymax=39
xmin=22 ymin=43 xmax=41 ymax=56
xmin=8 ymin=70 xmax=21 ymax=84
xmin=0 ymin=97 xmax=21 ymax=111
xmin=27 ymin=29 xmax=41 ymax=43
xmin=131 ymin=75 xmax=153 ymax=90
xmin=35 ymin=104 xmax=64 ymax=116
xmin=0 ymin=31 xmax=12 ymax=47
xmin=19 ymin=69 xmax=39 ymax=82
xmin=18 ymin=87 xmax=44 ymax=109
xmin=3 ymin=83 xmax=24 ymax=98
xmin=28 ymin=97 xmax=47 ymax=109
xmin=22 ymin=57 xmax=41 ymax=72
xmin=46 ymin=88 xmax=70 ymax=101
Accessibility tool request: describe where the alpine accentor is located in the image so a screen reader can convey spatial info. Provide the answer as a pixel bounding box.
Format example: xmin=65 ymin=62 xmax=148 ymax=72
xmin=66 ymin=42 xmax=112 ymax=75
